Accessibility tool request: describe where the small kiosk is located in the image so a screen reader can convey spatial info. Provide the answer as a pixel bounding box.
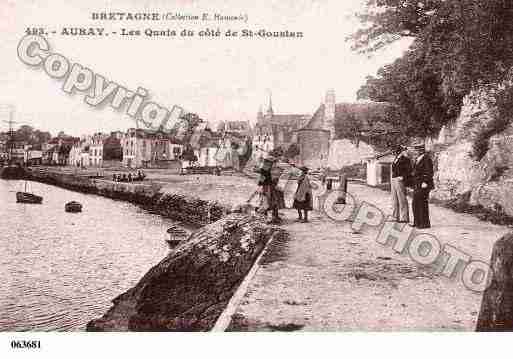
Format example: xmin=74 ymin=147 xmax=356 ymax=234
xmin=365 ymin=153 xmax=395 ymax=187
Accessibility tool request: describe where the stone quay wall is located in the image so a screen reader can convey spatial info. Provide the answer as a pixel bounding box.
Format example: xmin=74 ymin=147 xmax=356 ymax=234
xmin=25 ymin=167 xmax=284 ymax=331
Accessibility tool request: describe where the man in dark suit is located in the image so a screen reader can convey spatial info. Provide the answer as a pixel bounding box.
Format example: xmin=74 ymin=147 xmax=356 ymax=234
xmin=390 ymin=145 xmax=412 ymax=223
xmin=410 ymin=143 xmax=434 ymax=229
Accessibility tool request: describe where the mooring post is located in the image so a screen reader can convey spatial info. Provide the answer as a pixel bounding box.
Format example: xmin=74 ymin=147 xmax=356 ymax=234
xmin=476 ymin=232 xmax=513 ymax=331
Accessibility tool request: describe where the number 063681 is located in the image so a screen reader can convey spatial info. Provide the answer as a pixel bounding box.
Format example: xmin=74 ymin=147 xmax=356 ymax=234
xmin=10 ymin=340 xmax=41 ymax=349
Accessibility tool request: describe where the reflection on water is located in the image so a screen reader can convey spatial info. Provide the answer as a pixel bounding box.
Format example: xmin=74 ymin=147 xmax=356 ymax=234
xmin=0 ymin=180 xmax=174 ymax=331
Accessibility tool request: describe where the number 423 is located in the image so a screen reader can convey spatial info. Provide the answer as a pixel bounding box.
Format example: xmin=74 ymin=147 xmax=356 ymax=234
xmin=25 ymin=27 xmax=47 ymax=36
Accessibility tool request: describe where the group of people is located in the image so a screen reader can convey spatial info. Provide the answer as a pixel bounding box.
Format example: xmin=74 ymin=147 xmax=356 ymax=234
xmin=390 ymin=142 xmax=434 ymax=229
xmin=112 ymin=170 xmax=146 ymax=183
xmin=247 ymin=142 xmax=434 ymax=229
xmin=247 ymin=153 xmax=313 ymax=224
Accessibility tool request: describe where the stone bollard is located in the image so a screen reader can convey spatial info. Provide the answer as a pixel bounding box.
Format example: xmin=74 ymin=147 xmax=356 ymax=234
xmin=476 ymin=232 xmax=513 ymax=331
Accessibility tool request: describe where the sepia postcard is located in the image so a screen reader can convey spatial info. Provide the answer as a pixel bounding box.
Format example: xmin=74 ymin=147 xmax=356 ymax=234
xmin=2 ymin=0 xmax=513 ymax=358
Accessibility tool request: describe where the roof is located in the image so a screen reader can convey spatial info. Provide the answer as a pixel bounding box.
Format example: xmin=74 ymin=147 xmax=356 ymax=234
xmin=303 ymin=101 xmax=396 ymax=135
xmin=224 ymin=121 xmax=251 ymax=133
xmin=258 ymin=114 xmax=310 ymax=128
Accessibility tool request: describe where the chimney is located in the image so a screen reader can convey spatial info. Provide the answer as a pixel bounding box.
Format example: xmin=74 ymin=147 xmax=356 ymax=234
xmin=324 ymin=89 xmax=336 ymax=139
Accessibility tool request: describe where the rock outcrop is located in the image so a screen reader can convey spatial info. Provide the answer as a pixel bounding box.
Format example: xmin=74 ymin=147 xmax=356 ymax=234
xmin=86 ymin=214 xmax=284 ymax=331
xmin=432 ymin=86 xmax=513 ymax=216
xmin=477 ymin=232 xmax=513 ymax=331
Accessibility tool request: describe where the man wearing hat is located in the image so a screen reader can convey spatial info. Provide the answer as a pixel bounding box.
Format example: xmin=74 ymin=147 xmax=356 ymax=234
xmin=410 ymin=142 xmax=434 ymax=229
xmin=390 ymin=144 xmax=412 ymax=223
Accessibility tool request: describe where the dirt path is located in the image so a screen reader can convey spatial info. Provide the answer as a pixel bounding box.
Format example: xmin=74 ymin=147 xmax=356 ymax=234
xmin=227 ymin=183 xmax=511 ymax=331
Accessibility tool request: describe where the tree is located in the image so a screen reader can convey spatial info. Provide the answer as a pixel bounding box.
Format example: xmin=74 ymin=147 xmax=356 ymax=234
xmin=351 ymin=0 xmax=513 ymax=140
xmin=335 ymin=112 xmax=363 ymax=145
xmin=348 ymin=0 xmax=443 ymax=53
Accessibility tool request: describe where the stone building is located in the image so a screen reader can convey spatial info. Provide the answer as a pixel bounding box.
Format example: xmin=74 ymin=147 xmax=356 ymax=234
xmin=121 ymin=128 xmax=154 ymax=168
xmin=193 ymin=129 xmax=222 ymax=167
xmin=217 ymin=121 xmax=252 ymax=137
xmin=298 ymin=90 xmax=394 ymax=170
xmin=252 ymin=95 xmax=310 ymax=161
xmin=120 ymin=129 xmax=183 ymax=168
xmin=67 ymin=140 xmax=82 ymax=167
xmin=89 ymin=133 xmax=108 ymax=167
xmin=295 ymin=128 xmax=330 ymax=169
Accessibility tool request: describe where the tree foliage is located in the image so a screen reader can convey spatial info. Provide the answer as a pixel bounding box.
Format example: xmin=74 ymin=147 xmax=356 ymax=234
xmin=348 ymin=0 xmax=442 ymax=53
xmin=333 ymin=102 xmax=406 ymax=148
xmin=2 ymin=125 xmax=52 ymax=146
xmin=335 ymin=112 xmax=362 ymax=146
xmin=352 ymin=0 xmax=513 ymax=140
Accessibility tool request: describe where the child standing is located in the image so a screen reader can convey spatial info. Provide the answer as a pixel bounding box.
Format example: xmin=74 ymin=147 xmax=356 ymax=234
xmin=293 ymin=167 xmax=313 ymax=223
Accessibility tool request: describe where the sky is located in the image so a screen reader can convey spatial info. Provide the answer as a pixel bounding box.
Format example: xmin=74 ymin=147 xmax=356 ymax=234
xmin=0 ymin=0 xmax=411 ymax=136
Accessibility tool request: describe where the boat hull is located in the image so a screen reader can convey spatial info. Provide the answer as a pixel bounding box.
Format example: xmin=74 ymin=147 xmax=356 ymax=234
xmin=65 ymin=202 xmax=82 ymax=213
xmin=16 ymin=192 xmax=43 ymax=204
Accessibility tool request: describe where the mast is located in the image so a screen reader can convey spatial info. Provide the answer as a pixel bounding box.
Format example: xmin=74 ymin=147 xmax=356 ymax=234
xmin=1 ymin=105 xmax=17 ymax=164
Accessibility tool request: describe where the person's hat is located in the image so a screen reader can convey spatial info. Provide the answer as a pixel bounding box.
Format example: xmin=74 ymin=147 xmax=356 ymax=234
xmin=413 ymin=143 xmax=426 ymax=150
xmin=392 ymin=144 xmax=405 ymax=153
xmin=263 ymin=153 xmax=277 ymax=162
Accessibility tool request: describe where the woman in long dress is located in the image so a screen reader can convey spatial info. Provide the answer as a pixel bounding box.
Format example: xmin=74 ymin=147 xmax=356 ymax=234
xmin=293 ymin=167 xmax=313 ymax=222
xmin=252 ymin=155 xmax=281 ymax=224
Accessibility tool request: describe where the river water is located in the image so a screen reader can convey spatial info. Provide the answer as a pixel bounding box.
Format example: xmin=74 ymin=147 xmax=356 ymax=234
xmin=0 ymin=179 xmax=175 ymax=331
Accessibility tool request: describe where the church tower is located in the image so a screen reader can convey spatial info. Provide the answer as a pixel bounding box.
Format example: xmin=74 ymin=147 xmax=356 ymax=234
xmin=324 ymin=89 xmax=336 ymax=139
xmin=266 ymin=92 xmax=274 ymax=119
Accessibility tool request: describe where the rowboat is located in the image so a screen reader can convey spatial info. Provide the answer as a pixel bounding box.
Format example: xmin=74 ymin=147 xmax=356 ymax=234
xmin=166 ymin=225 xmax=190 ymax=247
xmin=16 ymin=191 xmax=43 ymax=204
xmin=16 ymin=181 xmax=43 ymax=204
xmin=65 ymin=201 xmax=82 ymax=213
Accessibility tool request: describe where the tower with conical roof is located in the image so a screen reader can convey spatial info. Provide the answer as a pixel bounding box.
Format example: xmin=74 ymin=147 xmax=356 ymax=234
xmin=266 ymin=92 xmax=274 ymax=119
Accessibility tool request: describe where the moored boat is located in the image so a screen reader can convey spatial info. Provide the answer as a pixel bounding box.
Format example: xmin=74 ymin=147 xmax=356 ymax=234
xmin=65 ymin=201 xmax=82 ymax=213
xmin=166 ymin=225 xmax=190 ymax=247
xmin=16 ymin=191 xmax=43 ymax=204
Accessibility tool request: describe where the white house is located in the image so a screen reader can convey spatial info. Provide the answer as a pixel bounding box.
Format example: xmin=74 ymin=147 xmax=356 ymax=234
xmin=89 ymin=133 xmax=106 ymax=167
xmin=195 ymin=146 xmax=219 ymax=167
xmin=24 ymin=150 xmax=43 ymax=165
xmin=68 ymin=143 xmax=82 ymax=167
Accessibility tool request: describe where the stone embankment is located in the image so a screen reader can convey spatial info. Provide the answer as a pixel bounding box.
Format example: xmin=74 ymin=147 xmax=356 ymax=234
xmin=26 ymin=167 xmax=283 ymax=331
xmin=25 ymin=168 xmax=227 ymax=226
xmin=86 ymin=214 xmax=285 ymax=331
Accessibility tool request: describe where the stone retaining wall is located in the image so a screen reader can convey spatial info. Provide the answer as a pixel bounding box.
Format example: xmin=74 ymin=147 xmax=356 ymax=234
xmin=86 ymin=214 xmax=285 ymax=331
